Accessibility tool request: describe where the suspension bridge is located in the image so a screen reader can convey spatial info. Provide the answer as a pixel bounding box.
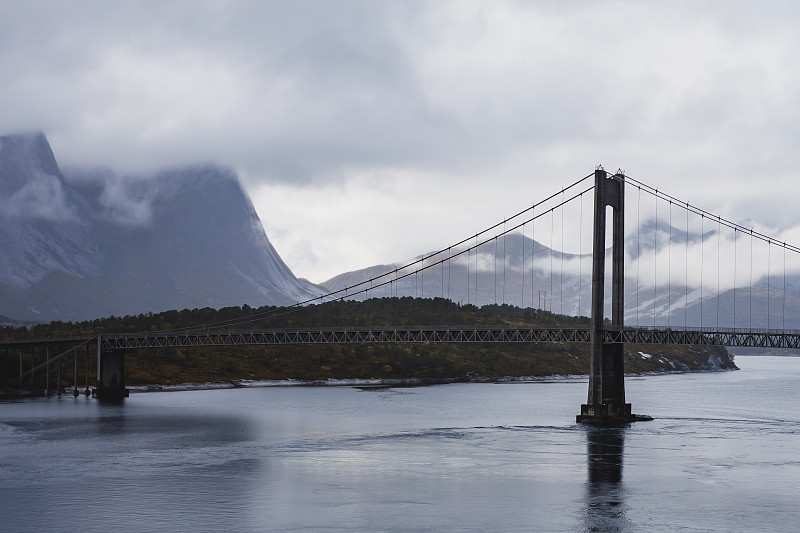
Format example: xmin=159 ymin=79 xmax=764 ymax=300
xmin=4 ymin=168 xmax=800 ymax=424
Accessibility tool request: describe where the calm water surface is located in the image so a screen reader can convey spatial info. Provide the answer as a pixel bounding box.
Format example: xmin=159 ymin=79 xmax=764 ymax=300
xmin=1 ymin=355 xmax=799 ymax=532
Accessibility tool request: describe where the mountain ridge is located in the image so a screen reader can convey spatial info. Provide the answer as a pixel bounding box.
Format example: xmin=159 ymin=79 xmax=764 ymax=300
xmin=322 ymin=230 xmax=800 ymax=330
xmin=0 ymin=132 xmax=322 ymax=321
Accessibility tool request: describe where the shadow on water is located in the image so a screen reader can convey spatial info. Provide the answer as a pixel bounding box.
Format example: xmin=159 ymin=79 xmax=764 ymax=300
xmin=581 ymin=426 xmax=631 ymax=533
xmin=8 ymin=398 xmax=259 ymax=448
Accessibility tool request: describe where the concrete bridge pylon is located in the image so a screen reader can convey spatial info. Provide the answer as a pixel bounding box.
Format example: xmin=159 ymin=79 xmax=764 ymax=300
xmin=577 ymin=168 xmax=650 ymax=425
xmin=92 ymin=336 xmax=129 ymax=401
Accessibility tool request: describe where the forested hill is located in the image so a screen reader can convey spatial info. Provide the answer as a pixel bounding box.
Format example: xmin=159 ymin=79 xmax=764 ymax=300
xmin=1 ymin=298 xmax=736 ymax=386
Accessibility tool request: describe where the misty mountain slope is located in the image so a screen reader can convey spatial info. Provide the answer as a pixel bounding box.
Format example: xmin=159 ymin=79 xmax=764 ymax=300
xmin=322 ymin=233 xmax=590 ymax=314
xmin=73 ymin=166 xmax=321 ymax=308
xmin=0 ymin=132 xmax=322 ymax=321
xmin=0 ymin=133 xmax=100 ymax=289
xmin=323 ymin=229 xmax=800 ymax=329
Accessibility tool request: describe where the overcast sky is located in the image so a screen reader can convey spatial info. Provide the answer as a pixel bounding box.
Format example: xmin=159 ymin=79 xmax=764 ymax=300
xmin=3 ymin=1 xmax=800 ymax=283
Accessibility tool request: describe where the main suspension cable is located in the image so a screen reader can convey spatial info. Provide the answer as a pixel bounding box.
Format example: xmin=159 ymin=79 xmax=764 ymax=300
xmin=626 ymin=174 xmax=800 ymax=254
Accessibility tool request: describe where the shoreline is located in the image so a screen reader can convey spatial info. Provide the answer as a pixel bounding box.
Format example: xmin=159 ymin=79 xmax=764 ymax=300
xmin=128 ymin=364 xmax=739 ymax=393
xmin=1 ymin=365 xmax=739 ymax=399
xmin=127 ymin=373 xmax=593 ymax=393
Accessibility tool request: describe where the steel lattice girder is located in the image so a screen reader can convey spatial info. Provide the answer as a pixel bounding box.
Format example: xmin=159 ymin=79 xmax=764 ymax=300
xmin=7 ymin=327 xmax=800 ymax=351
xmin=100 ymin=327 xmax=592 ymax=349
xmin=96 ymin=326 xmax=800 ymax=350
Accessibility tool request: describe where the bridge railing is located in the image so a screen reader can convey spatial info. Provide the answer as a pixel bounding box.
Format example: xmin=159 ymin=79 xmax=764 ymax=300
xmin=96 ymin=324 xmax=800 ymax=349
xmin=98 ymin=326 xmax=594 ymax=349
xmin=603 ymin=325 xmax=800 ymax=348
xmin=606 ymin=325 xmax=800 ymax=335
xmin=5 ymin=324 xmax=800 ymax=353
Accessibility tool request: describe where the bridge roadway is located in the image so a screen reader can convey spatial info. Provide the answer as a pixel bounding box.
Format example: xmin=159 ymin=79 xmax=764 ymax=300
xmin=5 ymin=326 xmax=800 ymax=352
xmin=91 ymin=325 xmax=800 ymax=350
xmin=5 ymin=325 xmax=800 ymax=395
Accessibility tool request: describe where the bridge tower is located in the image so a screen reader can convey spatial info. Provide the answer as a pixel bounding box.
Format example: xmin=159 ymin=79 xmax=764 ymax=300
xmin=577 ymin=169 xmax=640 ymax=424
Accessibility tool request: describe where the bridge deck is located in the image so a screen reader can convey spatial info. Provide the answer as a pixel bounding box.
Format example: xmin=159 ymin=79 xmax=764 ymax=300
xmin=4 ymin=326 xmax=800 ymax=351
xmin=97 ymin=326 xmax=800 ymax=350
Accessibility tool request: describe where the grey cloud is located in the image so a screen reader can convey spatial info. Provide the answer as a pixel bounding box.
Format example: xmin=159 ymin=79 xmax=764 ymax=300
xmin=3 ymin=0 xmax=800 ymax=277
xmin=95 ymin=175 xmax=155 ymax=227
xmin=6 ymin=2 xmax=538 ymax=190
xmin=0 ymin=169 xmax=77 ymax=221
xmin=1 ymin=1 xmax=459 ymax=183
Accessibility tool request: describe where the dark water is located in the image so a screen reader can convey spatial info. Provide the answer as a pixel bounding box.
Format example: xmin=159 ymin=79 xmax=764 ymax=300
xmin=1 ymin=356 xmax=799 ymax=532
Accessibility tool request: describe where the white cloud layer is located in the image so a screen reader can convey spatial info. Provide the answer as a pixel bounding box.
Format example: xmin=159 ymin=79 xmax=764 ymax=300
xmin=3 ymin=1 xmax=800 ymax=282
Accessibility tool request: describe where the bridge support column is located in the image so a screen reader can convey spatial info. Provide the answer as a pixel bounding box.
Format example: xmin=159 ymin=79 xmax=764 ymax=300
xmin=92 ymin=336 xmax=129 ymax=401
xmin=577 ymin=169 xmax=647 ymax=425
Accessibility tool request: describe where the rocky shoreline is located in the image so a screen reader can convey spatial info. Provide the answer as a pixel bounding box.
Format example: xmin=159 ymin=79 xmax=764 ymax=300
xmin=1 ymin=364 xmax=740 ymax=399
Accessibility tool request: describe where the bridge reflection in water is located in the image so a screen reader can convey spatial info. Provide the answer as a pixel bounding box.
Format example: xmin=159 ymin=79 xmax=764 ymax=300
xmin=583 ymin=427 xmax=630 ymax=533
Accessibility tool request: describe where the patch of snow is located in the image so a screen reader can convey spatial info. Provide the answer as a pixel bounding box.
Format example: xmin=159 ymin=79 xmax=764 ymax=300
xmin=703 ymin=354 xmax=724 ymax=370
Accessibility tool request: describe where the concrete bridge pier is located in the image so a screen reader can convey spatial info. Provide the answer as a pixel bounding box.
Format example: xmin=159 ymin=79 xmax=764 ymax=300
xmin=92 ymin=336 xmax=129 ymax=401
xmin=577 ymin=169 xmax=647 ymax=425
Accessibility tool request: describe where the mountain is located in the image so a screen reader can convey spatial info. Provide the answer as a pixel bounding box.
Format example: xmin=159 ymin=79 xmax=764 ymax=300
xmin=0 ymin=132 xmax=322 ymax=321
xmin=5 ymin=131 xmax=796 ymax=329
xmin=321 ymin=227 xmax=800 ymax=330
xmin=321 ymin=233 xmax=590 ymax=313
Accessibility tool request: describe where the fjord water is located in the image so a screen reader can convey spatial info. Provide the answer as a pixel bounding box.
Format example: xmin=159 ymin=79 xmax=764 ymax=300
xmin=2 ymin=356 xmax=799 ymax=532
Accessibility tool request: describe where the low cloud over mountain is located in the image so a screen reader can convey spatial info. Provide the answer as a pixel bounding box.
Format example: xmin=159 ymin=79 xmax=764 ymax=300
xmin=0 ymin=132 xmax=321 ymax=321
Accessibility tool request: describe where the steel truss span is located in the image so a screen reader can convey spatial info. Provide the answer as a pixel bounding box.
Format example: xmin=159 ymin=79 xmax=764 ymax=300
xmin=99 ymin=327 xmax=593 ymax=349
xmin=96 ymin=326 xmax=800 ymax=350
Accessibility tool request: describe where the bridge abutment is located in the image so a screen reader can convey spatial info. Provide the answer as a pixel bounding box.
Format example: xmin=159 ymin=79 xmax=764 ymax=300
xmin=92 ymin=337 xmax=129 ymax=401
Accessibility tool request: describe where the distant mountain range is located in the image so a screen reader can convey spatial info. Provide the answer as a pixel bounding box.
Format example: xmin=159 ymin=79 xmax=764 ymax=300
xmin=4 ymin=131 xmax=800 ymax=329
xmin=0 ymin=132 xmax=321 ymax=321
xmin=321 ymin=227 xmax=800 ymax=330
